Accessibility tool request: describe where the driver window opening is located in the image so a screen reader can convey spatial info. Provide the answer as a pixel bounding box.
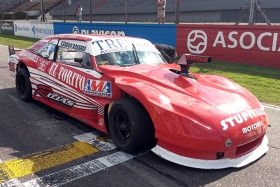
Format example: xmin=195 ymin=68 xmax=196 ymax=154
xmin=56 ymin=46 xmax=92 ymax=69
xmin=38 ymin=43 xmax=57 ymax=61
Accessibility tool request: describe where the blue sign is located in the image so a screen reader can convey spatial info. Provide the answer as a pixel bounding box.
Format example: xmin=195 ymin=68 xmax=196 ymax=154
xmin=53 ymin=22 xmax=176 ymax=47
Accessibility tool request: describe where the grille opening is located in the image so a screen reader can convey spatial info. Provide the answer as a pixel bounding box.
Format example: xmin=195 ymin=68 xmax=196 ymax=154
xmin=216 ymin=152 xmax=224 ymax=159
xmin=235 ymin=134 xmax=264 ymax=158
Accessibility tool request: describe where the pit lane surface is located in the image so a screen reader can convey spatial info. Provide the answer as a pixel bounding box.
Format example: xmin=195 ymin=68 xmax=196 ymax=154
xmin=0 ymin=45 xmax=279 ymax=187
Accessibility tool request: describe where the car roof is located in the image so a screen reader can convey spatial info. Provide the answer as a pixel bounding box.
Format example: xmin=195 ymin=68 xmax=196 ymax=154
xmin=44 ymin=34 xmax=140 ymax=42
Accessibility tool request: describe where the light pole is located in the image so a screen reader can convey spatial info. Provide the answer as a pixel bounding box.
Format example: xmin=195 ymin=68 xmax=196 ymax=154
xmin=25 ymin=0 xmax=28 ymax=20
xmin=90 ymin=0 xmax=92 ymax=23
xmin=41 ymin=0 xmax=45 ymax=22
xmin=0 ymin=1 xmax=3 ymax=21
xmin=175 ymin=0 xmax=181 ymax=24
xmin=249 ymin=0 xmax=255 ymax=25
xmin=125 ymin=0 xmax=127 ymax=24
xmin=11 ymin=0 xmax=16 ymax=21
xmin=63 ymin=0 xmax=65 ymax=22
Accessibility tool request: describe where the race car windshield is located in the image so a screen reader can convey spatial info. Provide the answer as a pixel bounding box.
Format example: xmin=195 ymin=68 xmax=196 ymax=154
xmin=95 ymin=50 xmax=165 ymax=66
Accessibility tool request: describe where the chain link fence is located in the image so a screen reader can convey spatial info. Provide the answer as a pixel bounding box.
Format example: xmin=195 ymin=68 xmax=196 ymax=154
xmin=0 ymin=0 xmax=280 ymax=25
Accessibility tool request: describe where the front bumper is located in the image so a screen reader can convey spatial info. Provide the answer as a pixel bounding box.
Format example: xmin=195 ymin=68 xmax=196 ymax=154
xmin=152 ymin=135 xmax=268 ymax=169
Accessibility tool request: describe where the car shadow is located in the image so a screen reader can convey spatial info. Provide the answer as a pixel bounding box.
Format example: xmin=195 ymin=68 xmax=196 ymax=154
xmin=134 ymin=151 xmax=267 ymax=187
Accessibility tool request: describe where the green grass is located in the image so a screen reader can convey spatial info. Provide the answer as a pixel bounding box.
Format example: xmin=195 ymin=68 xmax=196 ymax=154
xmin=0 ymin=34 xmax=39 ymax=49
xmin=1 ymin=34 xmax=280 ymax=106
xmin=191 ymin=62 xmax=280 ymax=106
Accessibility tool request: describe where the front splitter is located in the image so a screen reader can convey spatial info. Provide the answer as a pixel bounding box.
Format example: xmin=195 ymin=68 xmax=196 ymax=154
xmin=151 ymin=135 xmax=268 ymax=169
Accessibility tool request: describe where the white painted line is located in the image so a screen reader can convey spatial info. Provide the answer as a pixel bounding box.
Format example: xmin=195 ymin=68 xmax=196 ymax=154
xmin=0 ymin=179 xmax=24 ymax=187
xmin=22 ymin=151 xmax=135 ymax=187
xmin=74 ymin=132 xmax=116 ymax=151
xmin=262 ymin=104 xmax=280 ymax=111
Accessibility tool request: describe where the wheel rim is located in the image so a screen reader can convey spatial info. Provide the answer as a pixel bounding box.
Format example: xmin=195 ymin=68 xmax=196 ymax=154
xmin=18 ymin=74 xmax=27 ymax=96
xmin=114 ymin=109 xmax=131 ymax=144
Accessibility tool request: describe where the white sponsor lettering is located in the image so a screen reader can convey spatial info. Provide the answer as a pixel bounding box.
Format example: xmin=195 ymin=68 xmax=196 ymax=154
xmin=19 ymin=51 xmax=39 ymax=62
xmin=1 ymin=25 xmax=13 ymax=31
xmin=48 ymin=64 xmax=86 ymax=90
xmin=47 ymin=93 xmax=75 ymax=108
xmin=213 ymin=31 xmax=280 ymax=52
xmin=220 ymin=107 xmax=266 ymax=130
xmin=242 ymin=121 xmax=263 ymax=134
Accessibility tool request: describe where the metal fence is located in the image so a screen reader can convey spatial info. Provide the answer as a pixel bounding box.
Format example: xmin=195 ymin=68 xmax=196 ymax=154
xmin=0 ymin=0 xmax=280 ymax=25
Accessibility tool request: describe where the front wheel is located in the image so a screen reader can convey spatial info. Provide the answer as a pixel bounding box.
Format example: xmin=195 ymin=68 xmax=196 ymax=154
xmin=16 ymin=68 xmax=32 ymax=102
xmin=109 ymin=97 xmax=156 ymax=153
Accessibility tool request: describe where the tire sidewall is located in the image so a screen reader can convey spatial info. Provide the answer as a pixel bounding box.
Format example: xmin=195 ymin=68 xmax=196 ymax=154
xmin=109 ymin=97 xmax=155 ymax=153
xmin=16 ymin=68 xmax=32 ymax=101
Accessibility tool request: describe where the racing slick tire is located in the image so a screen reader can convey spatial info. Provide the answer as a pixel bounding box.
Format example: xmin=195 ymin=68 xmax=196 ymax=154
xmin=16 ymin=68 xmax=32 ymax=102
xmin=109 ymin=97 xmax=156 ymax=153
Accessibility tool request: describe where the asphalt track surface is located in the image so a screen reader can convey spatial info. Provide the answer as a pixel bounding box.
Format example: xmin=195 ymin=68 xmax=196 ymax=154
xmin=0 ymin=45 xmax=279 ymax=187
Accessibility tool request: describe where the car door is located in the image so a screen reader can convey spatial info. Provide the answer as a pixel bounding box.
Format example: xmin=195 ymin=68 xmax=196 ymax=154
xmin=32 ymin=39 xmax=74 ymax=112
xmin=40 ymin=39 xmax=110 ymax=129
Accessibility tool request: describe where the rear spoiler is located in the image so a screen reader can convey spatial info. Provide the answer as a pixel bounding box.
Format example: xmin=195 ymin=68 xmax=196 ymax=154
xmin=8 ymin=45 xmax=21 ymax=56
xmin=176 ymin=54 xmax=212 ymax=64
xmin=176 ymin=54 xmax=212 ymax=77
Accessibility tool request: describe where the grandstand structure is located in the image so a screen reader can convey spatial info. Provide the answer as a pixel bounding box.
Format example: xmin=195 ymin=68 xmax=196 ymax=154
xmin=1 ymin=0 xmax=280 ymax=24
xmin=0 ymin=0 xmax=62 ymax=20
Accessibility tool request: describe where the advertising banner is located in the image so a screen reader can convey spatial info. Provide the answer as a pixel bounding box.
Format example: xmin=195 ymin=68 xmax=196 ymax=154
xmin=31 ymin=22 xmax=54 ymax=39
xmin=176 ymin=24 xmax=280 ymax=68
xmin=0 ymin=21 xmax=14 ymax=35
xmin=14 ymin=21 xmax=32 ymax=38
xmin=53 ymin=22 xmax=176 ymax=47
xmin=14 ymin=21 xmax=54 ymax=39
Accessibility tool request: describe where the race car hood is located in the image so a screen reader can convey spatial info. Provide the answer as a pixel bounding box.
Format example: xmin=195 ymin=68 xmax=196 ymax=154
xmin=98 ymin=63 xmax=267 ymax=145
xmin=98 ymin=63 xmax=259 ymax=108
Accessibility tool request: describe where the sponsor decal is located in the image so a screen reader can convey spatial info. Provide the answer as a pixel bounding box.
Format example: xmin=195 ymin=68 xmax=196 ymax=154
xmin=14 ymin=24 xmax=30 ymax=32
xmin=187 ymin=30 xmax=207 ymax=54
xmin=60 ymin=41 xmax=86 ymax=52
xmin=84 ymin=79 xmax=112 ymax=97
xmin=188 ymin=30 xmax=280 ymax=54
xmin=220 ymin=107 xmax=266 ymax=131
xmin=34 ymin=85 xmax=75 ymax=109
xmin=32 ymin=26 xmax=54 ymax=35
xmin=0 ymin=22 xmax=14 ymax=35
xmin=19 ymin=51 xmax=40 ymax=62
xmin=38 ymin=58 xmax=50 ymax=72
xmin=186 ymin=55 xmax=209 ymax=63
xmin=98 ymin=118 xmax=105 ymax=126
xmin=242 ymin=121 xmax=263 ymax=134
xmin=48 ymin=63 xmax=86 ymax=90
xmin=92 ymin=38 xmax=155 ymax=55
xmin=70 ymin=113 xmax=88 ymax=123
xmin=1 ymin=23 xmax=13 ymax=31
xmin=72 ymin=26 xmax=125 ymax=36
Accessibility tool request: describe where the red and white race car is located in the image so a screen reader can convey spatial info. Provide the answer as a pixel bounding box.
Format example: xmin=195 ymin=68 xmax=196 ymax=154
xmin=8 ymin=34 xmax=268 ymax=169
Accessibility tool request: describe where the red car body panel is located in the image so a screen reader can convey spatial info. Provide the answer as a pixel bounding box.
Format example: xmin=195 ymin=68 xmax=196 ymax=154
xmin=98 ymin=64 xmax=268 ymax=160
xmin=8 ymin=34 xmax=268 ymax=169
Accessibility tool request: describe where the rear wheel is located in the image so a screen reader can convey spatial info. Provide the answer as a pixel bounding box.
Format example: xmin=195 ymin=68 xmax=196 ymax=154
xmin=16 ymin=68 xmax=32 ymax=101
xmin=109 ymin=97 xmax=156 ymax=153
